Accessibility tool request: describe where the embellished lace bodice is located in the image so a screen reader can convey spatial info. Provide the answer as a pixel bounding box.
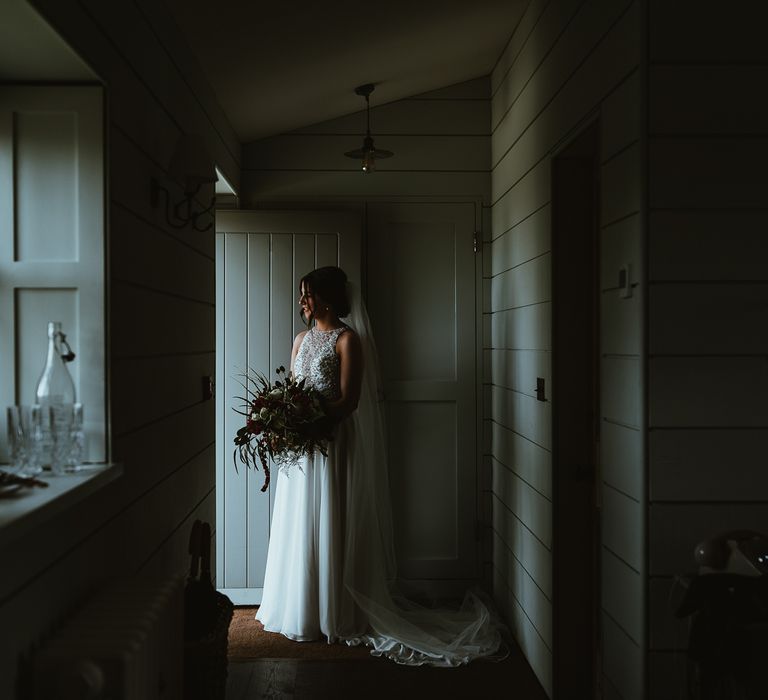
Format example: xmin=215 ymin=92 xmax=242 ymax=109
xmin=293 ymin=326 xmax=347 ymax=400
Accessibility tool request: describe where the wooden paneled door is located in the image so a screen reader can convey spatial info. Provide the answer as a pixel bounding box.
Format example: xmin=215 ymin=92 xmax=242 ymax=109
xmin=215 ymin=210 xmax=360 ymax=604
xmin=367 ymin=202 xmax=479 ymax=587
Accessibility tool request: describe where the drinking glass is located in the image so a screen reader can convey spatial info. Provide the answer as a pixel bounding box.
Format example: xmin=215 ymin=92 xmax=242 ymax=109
xmin=6 ymin=405 xmax=44 ymax=476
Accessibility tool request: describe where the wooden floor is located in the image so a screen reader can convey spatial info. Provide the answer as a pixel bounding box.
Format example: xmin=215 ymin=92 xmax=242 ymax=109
xmin=226 ymin=646 xmax=549 ymax=699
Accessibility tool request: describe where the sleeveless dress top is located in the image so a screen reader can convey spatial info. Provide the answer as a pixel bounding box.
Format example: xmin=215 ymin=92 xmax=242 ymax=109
xmin=293 ymin=326 xmax=347 ymax=400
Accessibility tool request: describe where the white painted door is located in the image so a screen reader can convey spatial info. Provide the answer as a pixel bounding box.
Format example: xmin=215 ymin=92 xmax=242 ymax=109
xmin=215 ymin=210 xmax=360 ymax=604
xmin=367 ymin=202 xmax=479 ymax=583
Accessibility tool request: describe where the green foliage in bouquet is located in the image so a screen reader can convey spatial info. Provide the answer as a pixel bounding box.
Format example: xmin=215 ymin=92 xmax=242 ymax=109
xmin=233 ymin=366 xmax=332 ymax=492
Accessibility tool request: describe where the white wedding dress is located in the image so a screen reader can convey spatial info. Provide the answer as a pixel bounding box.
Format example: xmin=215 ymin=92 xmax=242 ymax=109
xmin=256 ymin=287 xmax=504 ymax=666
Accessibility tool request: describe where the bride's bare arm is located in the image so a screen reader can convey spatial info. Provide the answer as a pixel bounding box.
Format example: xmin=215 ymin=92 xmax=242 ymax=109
xmin=290 ymin=330 xmax=308 ymax=374
xmin=324 ymin=330 xmax=363 ymax=419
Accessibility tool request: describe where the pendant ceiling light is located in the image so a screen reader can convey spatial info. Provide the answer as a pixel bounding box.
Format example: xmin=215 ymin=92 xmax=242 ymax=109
xmin=344 ymin=83 xmax=393 ymax=173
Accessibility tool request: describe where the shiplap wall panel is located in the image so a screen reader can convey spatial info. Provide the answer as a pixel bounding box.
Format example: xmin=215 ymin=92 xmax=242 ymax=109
xmin=603 ymin=613 xmax=643 ymax=700
xmin=493 ymin=494 xmax=553 ymax=600
xmin=601 ymin=357 xmax=642 ymax=429
xmin=492 ymin=0 xmax=638 ymax=177
xmin=601 ymin=142 xmax=642 ymax=224
xmin=110 ymin=283 xmax=215 ymax=358
xmin=491 ymin=1 xmax=644 ymax=694
xmin=492 ymin=426 xmax=552 ymax=498
xmin=491 ymin=253 xmax=551 ymax=311
xmin=80 ymin=0 xmax=239 ymax=179
xmin=491 ymin=158 xmax=550 ymax=235
xmin=602 ymin=547 xmax=643 ymax=641
xmin=601 ymin=421 xmax=642 ymax=501
xmin=491 ymin=303 xmax=551 ymax=350
xmin=491 ymin=204 xmax=550 ymax=262
xmin=601 ymin=292 xmax=641 ymax=356
xmin=649 ymin=357 xmax=768 ymax=427
xmin=493 ymin=462 xmax=552 ymax=549
xmin=242 ymin=170 xmax=491 ymax=202
xmin=601 ymin=70 xmax=641 ymax=160
xmin=602 ymin=485 xmax=642 ymax=572
xmin=490 ymin=0 xmax=549 ymax=96
xmin=1 ymin=0 xmax=239 ymax=693
xmin=111 ymin=353 xmax=215 ymax=436
xmin=650 ymin=66 xmax=768 ymax=135
xmin=290 ymin=98 xmax=489 ymax=135
xmin=241 ymin=78 xmax=490 ymax=205
xmin=245 ymin=134 xmax=489 ymax=172
xmin=600 ymin=215 xmax=641 ymax=290
xmin=490 ymin=349 xmax=552 ymax=398
xmin=649 ymin=211 xmax=768 ymax=282
xmin=649 ymin=0 xmax=768 ymax=62
xmin=493 ymin=568 xmax=554 ymax=698
xmin=650 ymin=284 xmax=768 ymax=355
xmin=110 ymin=205 xmax=215 ymax=304
xmin=647 ymin=16 xmax=768 ymax=689
xmin=491 ymin=0 xmax=584 ymax=132
xmin=494 ymin=531 xmax=553 ymax=648
xmin=650 ymin=138 xmax=768 ymax=209
xmin=109 ymin=125 xmax=215 ymax=258
xmin=491 ymin=385 xmax=552 ymax=451
xmin=650 ymin=429 xmax=768 ymax=502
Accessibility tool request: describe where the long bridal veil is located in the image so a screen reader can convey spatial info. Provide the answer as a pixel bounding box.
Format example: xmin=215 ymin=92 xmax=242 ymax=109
xmin=341 ymin=283 xmax=506 ymax=666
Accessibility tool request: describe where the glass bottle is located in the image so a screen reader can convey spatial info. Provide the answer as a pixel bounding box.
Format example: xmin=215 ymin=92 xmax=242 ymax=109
xmin=35 ymin=321 xmax=76 ymax=473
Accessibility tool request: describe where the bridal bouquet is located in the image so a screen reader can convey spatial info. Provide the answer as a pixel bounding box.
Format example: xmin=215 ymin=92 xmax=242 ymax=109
xmin=233 ymin=366 xmax=332 ymax=492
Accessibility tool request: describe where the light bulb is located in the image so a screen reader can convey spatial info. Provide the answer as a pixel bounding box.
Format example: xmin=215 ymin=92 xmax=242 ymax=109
xmin=362 ymin=150 xmax=375 ymax=173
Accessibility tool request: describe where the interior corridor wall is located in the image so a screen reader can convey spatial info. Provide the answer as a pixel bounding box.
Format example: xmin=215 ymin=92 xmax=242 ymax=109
xmin=645 ymin=1 xmax=768 ymax=694
xmin=489 ymin=1 xmax=644 ymax=696
xmin=0 ymin=0 xmax=240 ymax=694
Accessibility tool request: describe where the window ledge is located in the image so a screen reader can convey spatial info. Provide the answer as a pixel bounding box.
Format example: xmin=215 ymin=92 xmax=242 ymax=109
xmin=0 ymin=463 xmax=122 ymax=548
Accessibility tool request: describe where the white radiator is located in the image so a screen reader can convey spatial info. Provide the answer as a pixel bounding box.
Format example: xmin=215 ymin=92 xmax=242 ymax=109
xmin=34 ymin=576 xmax=185 ymax=700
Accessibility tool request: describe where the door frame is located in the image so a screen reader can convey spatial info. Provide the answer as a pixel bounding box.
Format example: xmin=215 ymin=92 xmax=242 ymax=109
xmin=222 ymin=196 xmax=487 ymax=599
xmin=550 ymin=120 xmax=601 ymax=697
xmin=215 ymin=209 xmax=361 ymax=604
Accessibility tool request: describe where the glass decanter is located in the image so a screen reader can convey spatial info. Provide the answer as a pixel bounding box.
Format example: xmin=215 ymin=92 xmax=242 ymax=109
xmin=35 ymin=321 xmax=77 ymax=473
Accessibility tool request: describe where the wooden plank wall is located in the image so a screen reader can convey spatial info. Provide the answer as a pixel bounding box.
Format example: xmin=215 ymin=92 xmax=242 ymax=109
xmin=646 ymin=1 xmax=768 ymax=695
xmin=0 ymin=0 xmax=240 ymax=694
xmin=240 ymin=78 xmax=491 ymax=203
xmin=489 ymin=1 xmax=644 ymax=696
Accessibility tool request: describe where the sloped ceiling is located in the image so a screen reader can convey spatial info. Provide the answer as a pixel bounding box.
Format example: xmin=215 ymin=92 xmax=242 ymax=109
xmin=163 ymin=0 xmax=526 ymax=143
xmin=0 ymin=0 xmax=96 ymax=80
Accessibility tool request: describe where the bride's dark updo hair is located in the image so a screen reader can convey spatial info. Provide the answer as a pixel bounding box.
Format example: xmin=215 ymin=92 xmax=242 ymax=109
xmin=300 ymin=266 xmax=351 ymax=319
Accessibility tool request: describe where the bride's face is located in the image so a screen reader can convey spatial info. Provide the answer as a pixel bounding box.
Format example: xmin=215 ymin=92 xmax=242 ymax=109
xmin=299 ymin=282 xmax=327 ymax=320
xmin=299 ymin=282 xmax=313 ymax=319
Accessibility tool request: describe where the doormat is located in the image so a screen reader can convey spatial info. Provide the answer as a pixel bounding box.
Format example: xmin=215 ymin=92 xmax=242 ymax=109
xmin=228 ymin=607 xmax=375 ymax=661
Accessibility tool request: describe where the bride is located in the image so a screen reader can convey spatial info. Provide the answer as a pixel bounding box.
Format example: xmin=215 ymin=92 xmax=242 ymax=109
xmin=255 ymin=265 xmax=503 ymax=666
